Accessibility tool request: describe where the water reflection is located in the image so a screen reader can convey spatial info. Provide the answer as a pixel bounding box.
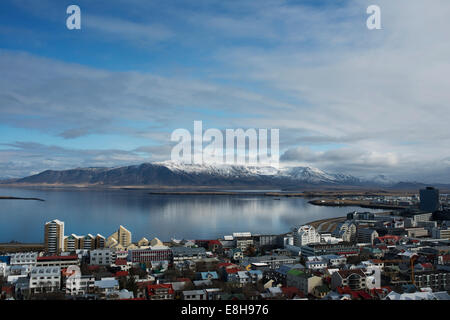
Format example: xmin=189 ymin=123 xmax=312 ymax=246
xmin=0 ymin=187 xmax=383 ymax=242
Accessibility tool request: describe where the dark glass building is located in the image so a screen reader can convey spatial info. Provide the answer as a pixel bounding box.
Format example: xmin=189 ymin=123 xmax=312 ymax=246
xmin=419 ymin=187 xmax=440 ymax=212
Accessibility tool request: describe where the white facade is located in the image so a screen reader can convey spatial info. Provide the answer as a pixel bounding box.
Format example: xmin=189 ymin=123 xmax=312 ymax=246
xmin=90 ymin=249 xmax=115 ymax=266
xmin=30 ymin=266 xmax=61 ymax=293
xmin=293 ymin=225 xmax=321 ymax=246
xmin=10 ymin=252 xmax=38 ymax=266
xmin=0 ymin=262 xmax=6 ymax=277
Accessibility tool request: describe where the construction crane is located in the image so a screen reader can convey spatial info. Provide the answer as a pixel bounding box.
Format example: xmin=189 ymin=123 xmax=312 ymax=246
xmin=381 ymin=255 xmax=418 ymax=285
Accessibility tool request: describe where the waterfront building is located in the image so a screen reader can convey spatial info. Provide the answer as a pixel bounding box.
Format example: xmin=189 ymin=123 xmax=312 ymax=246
xmin=293 ymin=225 xmax=321 ymax=246
xmin=357 ymin=228 xmax=379 ymax=245
xmin=420 ymin=187 xmax=440 ymax=212
xmin=44 ymin=219 xmax=65 ymax=254
xmin=10 ymin=252 xmax=38 ymax=266
xmin=332 ymin=221 xmax=357 ymax=243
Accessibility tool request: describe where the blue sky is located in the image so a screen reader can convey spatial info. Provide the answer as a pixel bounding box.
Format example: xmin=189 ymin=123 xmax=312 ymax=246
xmin=0 ymin=0 xmax=450 ymax=182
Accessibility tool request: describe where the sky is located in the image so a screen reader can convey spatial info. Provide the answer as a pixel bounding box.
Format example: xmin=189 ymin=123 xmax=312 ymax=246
xmin=0 ymin=0 xmax=449 ymax=183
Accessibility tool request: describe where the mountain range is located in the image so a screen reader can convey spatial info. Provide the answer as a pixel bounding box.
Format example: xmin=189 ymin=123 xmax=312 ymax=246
xmin=1 ymin=161 xmax=449 ymax=190
xmin=0 ymin=161 xmax=426 ymax=189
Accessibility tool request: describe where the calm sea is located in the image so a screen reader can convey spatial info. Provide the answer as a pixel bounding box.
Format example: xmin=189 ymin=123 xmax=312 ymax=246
xmin=0 ymin=187 xmax=384 ymax=243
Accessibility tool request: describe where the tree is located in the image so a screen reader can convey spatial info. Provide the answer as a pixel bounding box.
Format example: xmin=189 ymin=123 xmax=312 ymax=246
xmin=125 ymin=275 xmax=138 ymax=297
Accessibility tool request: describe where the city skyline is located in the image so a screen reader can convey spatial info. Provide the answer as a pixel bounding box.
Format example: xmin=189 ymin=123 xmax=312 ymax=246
xmin=0 ymin=0 xmax=449 ymax=183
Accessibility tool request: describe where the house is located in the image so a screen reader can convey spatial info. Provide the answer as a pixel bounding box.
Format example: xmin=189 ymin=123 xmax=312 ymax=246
xmin=281 ymin=286 xmax=305 ymax=299
xmin=182 ymin=289 xmax=207 ymax=300
xmin=305 ymin=257 xmax=327 ymax=270
xmin=146 ymin=284 xmax=174 ymax=300
xmin=331 ymin=269 xmax=367 ymax=291
xmin=312 ymin=284 xmax=330 ymax=299
xmin=94 ymin=278 xmax=120 ymax=296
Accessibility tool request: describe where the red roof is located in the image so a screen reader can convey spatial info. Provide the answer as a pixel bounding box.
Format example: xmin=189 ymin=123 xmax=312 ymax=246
xmin=225 ymin=267 xmax=240 ymax=274
xmin=281 ymin=287 xmax=304 ymax=299
xmin=37 ymin=255 xmax=78 ymax=261
xmin=147 ymin=284 xmax=174 ymax=295
xmin=442 ymin=255 xmax=450 ymax=262
xmin=217 ymin=262 xmax=234 ymax=268
xmin=115 ymin=271 xmax=129 ymax=277
xmin=208 ymin=240 xmax=222 ymax=246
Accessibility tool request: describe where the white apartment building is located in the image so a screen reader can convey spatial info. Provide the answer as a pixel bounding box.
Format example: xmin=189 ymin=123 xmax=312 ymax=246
xmin=90 ymin=249 xmax=115 ymax=266
xmin=66 ymin=274 xmax=96 ymax=295
xmin=293 ymin=225 xmax=321 ymax=246
xmin=29 ymin=266 xmax=61 ymax=294
xmin=0 ymin=262 xmax=6 ymax=277
xmin=332 ymin=221 xmax=357 ymax=242
xmin=10 ymin=252 xmax=38 ymax=266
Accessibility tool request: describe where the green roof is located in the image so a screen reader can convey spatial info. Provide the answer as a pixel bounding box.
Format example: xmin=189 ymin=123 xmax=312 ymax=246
xmin=287 ymin=269 xmax=305 ymax=277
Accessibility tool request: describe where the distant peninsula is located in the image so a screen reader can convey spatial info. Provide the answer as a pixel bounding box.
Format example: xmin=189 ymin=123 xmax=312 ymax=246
xmin=0 ymin=196 xmax=45 ymax=201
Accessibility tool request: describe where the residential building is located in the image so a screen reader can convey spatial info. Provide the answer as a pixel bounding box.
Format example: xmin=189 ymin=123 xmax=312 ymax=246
xmin=293 ymin=225 xmax=321 ymax=246
xmin=90 ymin=249 xmax=115 ymax=266
xmin=332 ymin=221 xmax=357 ymax=243
xmin=29 ymin=266 xmax=61 ymax=294
xmin=331 ymin=269 xmax=367 ymax=290
xmin=301 ymin=243 xmax=359 ymax=257
xmin=10 ymin=252 xmax=38 ymax=266
xmin=44 ymin=219 xmax=65 ymax=254
xmin=171 ymin=246 xmax=207 ymax=262
xmin=357 ymin=228 xmax=379 ymax=244
xmin=36 ymin=255 xmax=79 ymax=268
xmin=182 ymin=289 xmax=207 ymax=300
xmin=146 ymin=284 xmax=174 ymax=300
xmin=286 ymin=269 xmax=323 ymax=294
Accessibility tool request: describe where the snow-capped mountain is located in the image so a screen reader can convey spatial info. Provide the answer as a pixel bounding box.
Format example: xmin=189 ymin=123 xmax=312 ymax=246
xmin=7 ymin=161 xmax=396 ymax=188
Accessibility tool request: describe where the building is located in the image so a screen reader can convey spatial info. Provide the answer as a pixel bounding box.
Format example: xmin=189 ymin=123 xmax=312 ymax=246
xmin=432 ymin=228 xmax=450 ymax=240
xmin=146 ymin=284 xmax=174 ymax=300
xmin=182 ymin=289 xmax=208 ymax=300
xmin=293 ymin=225 xmax=321 ymax=246
xmin=301 ymin=243 xmax=359 ymax=257
xmin=94 ymin=278 xmax=120 ymax=296
xmin=107 ymin=225 xmax=132 ymax=248
xmin=128 ymin=246 xmax=172 ymax=264
xmin=242 ymin=255 xmax=297 ymax=269
xmin=331 ymin=269 xmax=367 ymax=290
xmin=171 ymin=247 xmax=207 ymax=262
xmin=90 ymin=249 xmax=115 ymax=266
xmin=357 ymin=228 xmax=379 ymax=244
xmin=286 ymin=269 xmax=323 ymax=294
xmin=65 ymin=268 xmax=95 ymax=296
xmin=29 ymin=266 xmax=61 ymax=294
xmin=64 ymin=234 xmax=82 ymax=252
xmin=332 ymin=221 xmax=357 ymax=243
xmin=36 ymin=255 xmax=79 ymax=268
xmin=44 ymin=219 xmax=65 ymax=254
xmin=420 ymin=187 xmax=440 ymax=212
xmin=232 ymin=232 xmax=254 ymax=251
xmin=10 ymin=252 xmax=38 ymax=266
xmin=95 ymin=234 xmax=106 ymax=249
xmin=413 ymin=271 xmax=450 ymax=291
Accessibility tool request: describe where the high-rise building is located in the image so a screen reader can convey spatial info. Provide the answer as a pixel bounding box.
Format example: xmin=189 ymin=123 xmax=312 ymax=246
xmin=420 ymin=187 xmax=440 ymax=212
xmin=64 ymin=234 xmax=81 ymax=252
xmin=44 ymin=219 xmax=65 ymax=254
xmin=118 ymin=225 xmax=132 ymax=247
xmin=95 ymin=234 xmax=106 ymax=249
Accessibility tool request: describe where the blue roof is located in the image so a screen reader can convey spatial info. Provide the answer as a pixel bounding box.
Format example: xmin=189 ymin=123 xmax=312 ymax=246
xmin=200 ymin=271 xmax=219 ymax=280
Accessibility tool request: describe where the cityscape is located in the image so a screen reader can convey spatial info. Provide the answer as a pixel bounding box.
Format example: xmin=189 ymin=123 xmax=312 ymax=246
xmin=1 ymin=186 xmax=449 ymax=301
xmin=0 ymin=0 xmax=449 ymax=314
